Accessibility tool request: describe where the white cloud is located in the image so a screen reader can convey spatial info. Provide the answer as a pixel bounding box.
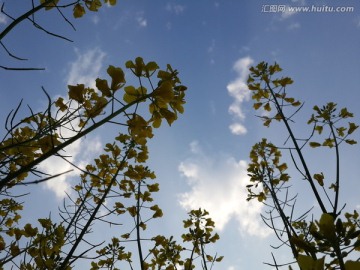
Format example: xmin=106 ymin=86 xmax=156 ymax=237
xmin=355 ymin=17 xmax=360 ymax=28
xmin=229 ymin=123 xmax=247 ymax=135
xmin=38 ymin=103 xmax=103 ymax=197
xmin=178 ymin=142 xmax=271 ymax=238
xmin=166 ymin=22 xmax=172 ymax=30
xmin=227 ymin=56 xmax=254 ymax=136
xmin=67 ymin=47 xmax=106 ymax=88
xmin=208 ymin=39 xmax=215 ymax=53
xmin=137 ymin=17 xmax=147 ymax=27
xmin=280 ymin=6 xmax=297 ymax=20
xmin=92 ymin=15 xmax=100 ymax=25
xmin=136 ymin=12 xmax=147 ymax=27
xmin=39 ymin=130 xmax=102 ymax=199
xmin=165 ymin=3 xmax=186 ymax=14
xmin=0 ymin=13 xmax=7 ymax=24
xmin=292 ymin=0 xmax=306 ymax=4
xmin=288 ymin=22 xmax=301 ymax=30
xmin=280 ymin=0 xmax=306 ymax=20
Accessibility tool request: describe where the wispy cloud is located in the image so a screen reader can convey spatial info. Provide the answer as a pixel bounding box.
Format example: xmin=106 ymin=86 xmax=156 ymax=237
xmin=280 ymin=6 xmax=297 ymax=20
xmin=0 ymin=13 xmax=7 ymax=24
xmin=280 ymin=0 xmax=306 ymax=20
xmin=136 ymin=12 xmax=147 ymax=27
xmin=355 ymin=17 xmax=360 ymax=28
xmin=178 ymin=141 xmax=271 ymax=238
xmin=67 ymin=47 xmax=106 ymax=87
xmin=91 ymin=15 xmax=100 ymax=25
xmin=165 ymin=3 xmax=186 ymax=14
xmin=39 ymin=48 xmax=106 ymax=198
xmin=227 ymin=56 xmax=254 ymax=135
xmin=39 ymin=137 xmax=102 ymax=198
xmin=288 ymin=22 xmax=301 ymax=30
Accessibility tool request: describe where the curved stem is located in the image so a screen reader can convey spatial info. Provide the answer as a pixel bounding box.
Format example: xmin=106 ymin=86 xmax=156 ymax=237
xmin=136 ymin=181 xmax=145 ymax=270
xmin=0 ymin=0 xmax=56 ymax=41
xmin=265 ymin=81 xmax=327 ymax=214
xmin=200 ymin=237 xmax=208 ymax=270
xmin=58 ymin=148 xmax=131 ymax=269
xmin=329 ymin=122 xmax=340 ymax=216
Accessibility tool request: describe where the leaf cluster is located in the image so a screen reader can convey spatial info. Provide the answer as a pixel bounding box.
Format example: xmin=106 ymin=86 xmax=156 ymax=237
xmin=246 ymin=62 xmax=359 ymax=270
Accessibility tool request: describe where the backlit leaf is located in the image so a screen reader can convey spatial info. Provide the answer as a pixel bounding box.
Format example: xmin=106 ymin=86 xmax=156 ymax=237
xmin=313 ymin=173 xmax=324 ymax=186
xmin=107 ymin=65 xmax=125 ymax=91
xmin=344 ymin=260 xmax=360 ymax=270
xmin=96 ymin=78 xmax=111 ymax=97
xmin=264 ymin=102 xmax=271 ymax=112
xmin=345 ymin=139 xmax=357 ymax=145
xmin=41 ymin=0 xmax=59 ymax=10
xmin=315 ymin=125 xmax=323 ymax=134
xmin=253 ymin=102 xmax=262 ymax=110
xmin=319 ymin=213 xmax=336 ymax=241
xmin=348 ymin=122 xmax=359 ymax=134
xmin=309 ymin=142 xmax=321 ymax=148
xmin=73 ymin=3 xmax=85 ymax=18
xmin=297 ymin=255 xmax=324 ymax=270
xmin=105 ymin=0 xmax=116 ymax=5
xmin=68 ymin=84 xmax=85 ymax=103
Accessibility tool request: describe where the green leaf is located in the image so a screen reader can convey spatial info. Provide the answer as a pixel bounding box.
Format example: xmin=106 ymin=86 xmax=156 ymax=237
xmin=322 ymin=138 xmax=334 ymax=148
xmin=123 ymin=86 xmax=145 ymax=104
xmin=105 ymin=0 xmax=116 ymax=5
xmin=41 ymin=0 xmax=59 ymax=10
xmin=127 ymin=206 xmax=137 ymax=217
xmin=95 ymin=78 xmax=111 ymax=97
xmin=345 ymin=139 xmax=357 ymax=145
xmin=336 ymin=126 xmax=346 ymax=137
xmin=253 ymin=102 xmax=262 ymax=110
xmin=68 ymin=84 xmax=85 ymax=103
xmin=315 ymin=125 xmax=323 ymax=134
xmin=160 ymin=108 xmax=177 ymax=126
xmin=107 ymin=65 xmax=125 ymax=91
xmin=277 ymin=163 xmax=288 ymax=172
xmin=150 ymin=205 xmax=163 ymax=218
xmin=269 ymin=63 xmax=282 ymax=75
xmin=348 ymin=122 xmax=359 ymax=134
xmin=340 ymin=107 xmax=353 ymax=118
xmin=297 ymin=255 xmax=324 ymax=270
xmin=309 ymin=142 xmax=321 ymax=148
xmin=319 ymin=213 xmax=336 ymax=241
xmin=344 ymin=260 xmax=360 ymax=270
xmin=278 ymin=77 xmax=294 ymax=87
xmin=313 ymin=173 xmax=324 ymax=186
xmin=73 ymin=3 xmax=85 ymax=18
xmin=292 ymin=101 xmax=301 ymax=106
xmin=248 ymin=83 xmax=261 ymax=91
xmin=145 ymin=61 xmax=159 ymax=77
xmin=264 ymin=102 xmax=271 ymax=112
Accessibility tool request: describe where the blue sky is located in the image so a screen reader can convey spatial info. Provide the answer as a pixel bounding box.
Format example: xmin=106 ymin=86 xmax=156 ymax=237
xmin=1 ymin=0 xmax=360 ymax=269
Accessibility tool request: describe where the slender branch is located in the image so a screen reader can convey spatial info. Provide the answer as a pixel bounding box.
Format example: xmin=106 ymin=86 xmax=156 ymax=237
xmin=329 ymin=122 xmax=340 ymax=216
xmin=136 ymin=181 xmax=145 ymax=270
xmin=265 ymin=80 xmax=327 ymax=213
xmin=0 ymin=65 xmax=45 ymax=71
xmin=200 ymin=237 xmax=208 ymax=270
xmin=0 ymin=0 xmax=56 ymax=41
xmin=58 ymin=147 xmax=132 ymax=269
xmin=15 ymin=169 xmax=73 ymax=185
xmin=0 ymin=41 xmax=27 ymax=60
